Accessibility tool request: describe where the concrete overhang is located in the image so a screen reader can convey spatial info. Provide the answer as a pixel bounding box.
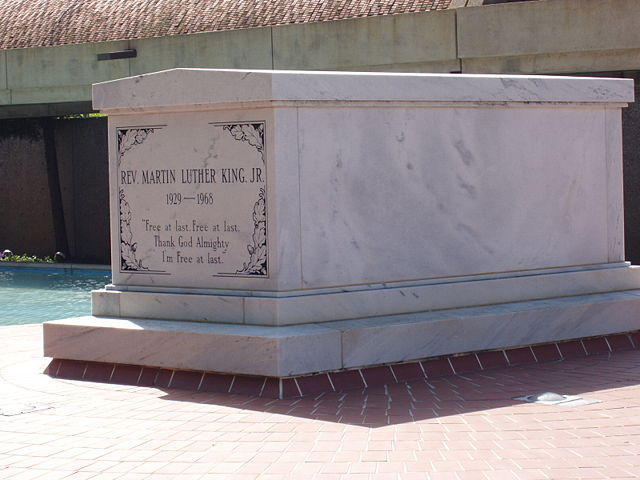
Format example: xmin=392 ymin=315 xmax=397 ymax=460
xmin=2 ymin=0 xmax=640 ymax=117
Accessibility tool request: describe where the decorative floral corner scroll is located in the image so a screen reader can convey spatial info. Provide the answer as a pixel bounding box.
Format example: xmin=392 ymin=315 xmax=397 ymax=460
xmin=117 ymin=128 xmax=156 ymax=167
xmin=119 ymin=188 xmax=146 ymax=271
xmin=117 ymin=127 xmax=159 ymax=271
xmin=222 ymin=123 xmax=268 ymax=276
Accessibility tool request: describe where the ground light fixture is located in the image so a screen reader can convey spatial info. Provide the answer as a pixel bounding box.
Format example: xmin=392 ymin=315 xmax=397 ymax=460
xmin=513 ymin=392 xmax=601 ymax=407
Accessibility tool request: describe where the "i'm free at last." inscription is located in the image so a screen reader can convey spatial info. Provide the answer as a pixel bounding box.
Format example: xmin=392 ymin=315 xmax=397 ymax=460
xmin=116 ymin=120 xmax=268 ymax=282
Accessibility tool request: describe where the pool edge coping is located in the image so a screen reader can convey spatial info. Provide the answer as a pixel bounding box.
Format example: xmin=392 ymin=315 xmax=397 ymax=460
xmin=0 ymin=262 xmax=110 ymax=272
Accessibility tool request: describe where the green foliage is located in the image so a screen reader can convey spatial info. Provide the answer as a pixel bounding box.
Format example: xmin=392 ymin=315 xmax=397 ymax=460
xmin=0 ymin=253 xmax=54 ymax=263
xmin=59 ymin=113 xmax=106 ymax=119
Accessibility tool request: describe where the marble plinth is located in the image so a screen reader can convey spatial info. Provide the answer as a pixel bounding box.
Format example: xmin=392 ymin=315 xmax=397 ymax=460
xmin=43 ymin=69 xmax=639 ymax=377
xmin=91 ymin=263 xmax=640 ymax=325
xmin=44 ymin=289 xmax=640 ymax=376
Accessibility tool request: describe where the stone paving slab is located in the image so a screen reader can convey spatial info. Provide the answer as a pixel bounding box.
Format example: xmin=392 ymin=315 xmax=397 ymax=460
xmin=1 ymin=324 xmax=640 ymax=479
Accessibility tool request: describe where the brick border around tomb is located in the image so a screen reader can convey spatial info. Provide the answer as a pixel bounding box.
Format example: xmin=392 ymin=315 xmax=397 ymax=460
xmin=45 ymin=331 xmax=640 ymax=399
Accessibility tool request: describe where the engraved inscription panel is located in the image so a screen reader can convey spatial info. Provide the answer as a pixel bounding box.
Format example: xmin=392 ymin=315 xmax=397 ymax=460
xmin=116 ymin=120 xmax=268 ymax=285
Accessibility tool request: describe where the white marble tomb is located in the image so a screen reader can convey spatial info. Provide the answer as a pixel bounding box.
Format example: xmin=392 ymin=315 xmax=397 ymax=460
xmin=43 ymin=69 xmax=640 ymax=377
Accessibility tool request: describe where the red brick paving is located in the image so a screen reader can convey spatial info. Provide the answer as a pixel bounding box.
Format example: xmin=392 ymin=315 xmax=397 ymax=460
xmin=47 ymin=332 xmax=640 ymax=400
xmin=1 ymin=324 xmax=640 ymax=479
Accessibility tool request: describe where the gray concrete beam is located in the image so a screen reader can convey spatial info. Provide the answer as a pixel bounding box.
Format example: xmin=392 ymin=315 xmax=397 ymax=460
xmin=10 ymin=86 xmax=92 ymax=105
xmin=0 ymin=50 xmax=7 ymax=90
xmin=462 ymin=48 xmax=640 ymax=75
xmin=129 ymin=27 xmax=274 ymax=76
xmin=0 ymin=101 xmax=94 ymax=120
xmin=0 ymin=50 xmax=8 ymax=105
xmin=6 ymin=41 xmax=131 ymax=93
xmin=2 ymin=0 xmax=640 ymax=113
xmin=272 ymin=10 xmax=458 ymax=72
xmin=458 ymin=0 xmax=640 ymax=60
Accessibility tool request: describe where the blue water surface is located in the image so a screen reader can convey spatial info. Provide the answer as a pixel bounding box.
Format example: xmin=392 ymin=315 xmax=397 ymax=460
xmin=0 ymin=267 xmax=111 ymax=326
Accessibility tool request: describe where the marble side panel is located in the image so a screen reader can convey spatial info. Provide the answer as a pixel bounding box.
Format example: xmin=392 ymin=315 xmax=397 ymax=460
xmin=108 ymin=109 xmax=280 ymax=292
xmin=298 ymin=105 xmax=609 ymax=288
xmin=605 ymin=107 xmax=625 ymax=262
xmin=117 ymin=290 xmax=245 ymax=324
xmin=278 ymin=330 xmax=342 ymax=376
xmin=271 ymin=108 xmax=303 ymax=290
xmin=43 ymin=317 xmax=341 ymax=376
xmin=243 ymin=296 xmax=279 ymax=326
xmin=44 ymin=290 xmax=640 ymax=377
xmin=337 ymin=291 xmax=640 ymax=368
xmin=113 ymin=265 xmax=640 ymax=326
xmin=91 ymin=289 xmax=121 ymax=317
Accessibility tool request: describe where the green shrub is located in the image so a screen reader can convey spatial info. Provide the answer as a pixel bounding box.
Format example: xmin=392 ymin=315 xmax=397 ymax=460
xmin=0 ymin=253 xmax=54 ymax=263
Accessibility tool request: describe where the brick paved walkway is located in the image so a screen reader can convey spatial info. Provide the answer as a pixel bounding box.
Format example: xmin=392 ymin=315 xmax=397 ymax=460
xmin=1 ymin=324 xmax=639 ymax=480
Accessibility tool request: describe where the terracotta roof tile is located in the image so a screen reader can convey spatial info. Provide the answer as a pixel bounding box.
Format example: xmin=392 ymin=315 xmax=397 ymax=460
xmin=0 ymin=0 xmax=453 ymax=50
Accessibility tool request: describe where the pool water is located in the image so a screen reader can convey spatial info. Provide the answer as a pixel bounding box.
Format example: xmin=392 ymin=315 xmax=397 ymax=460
xmin=0 ymin=268 xmax=111 ymax=326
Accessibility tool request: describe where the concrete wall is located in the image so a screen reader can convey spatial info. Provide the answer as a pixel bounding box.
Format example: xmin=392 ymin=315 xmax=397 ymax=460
xmin=0 ymin=117 xmax=109 ymax=263
xmin=271 ymin=10 xmax=458 ymax=72
xmin=56 ymin=118 xmax=110 ymax=264
xmin=130 ymin=28 xmax=273 ymax=74
xmin=1 ymin=41 xmax=130 ymax=117
xmin=0 ymin=10 xmax=460 ymax=118
xmin=458 ymin=0 xmax=640 ymax=74
xmin=2 ymin=0 xmax=640 ymax=116
xmin=0 ymin=131 xmax=54 ymax=256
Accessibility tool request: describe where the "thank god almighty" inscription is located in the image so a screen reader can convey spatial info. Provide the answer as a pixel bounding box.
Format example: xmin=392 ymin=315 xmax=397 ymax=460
xmin=116 ymin=121 xmax=268 ymax=282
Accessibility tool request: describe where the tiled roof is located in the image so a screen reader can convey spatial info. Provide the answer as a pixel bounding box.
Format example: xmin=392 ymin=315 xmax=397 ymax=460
xmin=0 ymin=0 xmax=453 ymax=50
